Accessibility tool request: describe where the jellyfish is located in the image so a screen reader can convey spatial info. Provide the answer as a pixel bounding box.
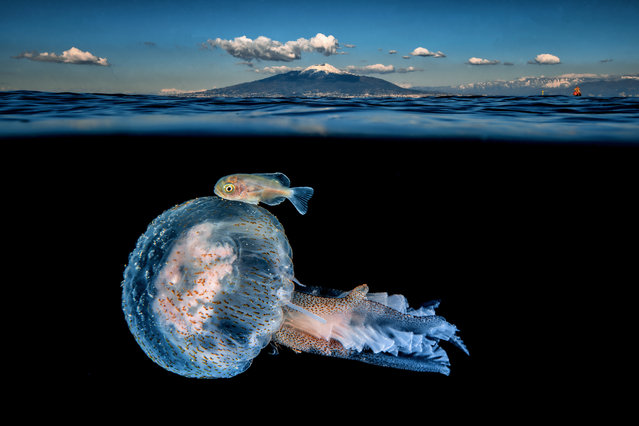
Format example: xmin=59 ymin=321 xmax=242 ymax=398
xmin=122 ymin=197 xmax=467 ymax=379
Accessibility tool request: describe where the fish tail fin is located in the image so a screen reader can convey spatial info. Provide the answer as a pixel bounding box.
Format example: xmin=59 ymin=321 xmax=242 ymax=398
xmin=288 ymin=187 xmax=314 ymax=215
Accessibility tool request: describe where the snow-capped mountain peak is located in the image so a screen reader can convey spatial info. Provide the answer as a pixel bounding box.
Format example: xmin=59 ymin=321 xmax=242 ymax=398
xmin=301 ymin=63 xmax=347 ymax=75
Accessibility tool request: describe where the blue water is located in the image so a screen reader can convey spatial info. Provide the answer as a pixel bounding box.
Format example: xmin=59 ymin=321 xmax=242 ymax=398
xmin=1 ymin=90 xmax=638 ymax=142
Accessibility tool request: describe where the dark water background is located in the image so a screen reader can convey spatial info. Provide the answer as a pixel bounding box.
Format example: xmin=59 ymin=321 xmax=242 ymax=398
xmin=5 ymin=91 xmax=635 ymax=418
xmin=2 ymin=90 xmax=638 ymax=141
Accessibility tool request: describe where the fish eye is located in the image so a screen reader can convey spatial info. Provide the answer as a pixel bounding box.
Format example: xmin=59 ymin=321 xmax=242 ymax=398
xmin=223 ymin=183 xmax=235 ymax=193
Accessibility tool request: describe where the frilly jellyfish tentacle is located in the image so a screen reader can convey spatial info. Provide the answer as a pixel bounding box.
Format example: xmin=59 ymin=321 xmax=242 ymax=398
xmin=356 ymin=291 xmax=469 ymax=355
xmin=273 ymin=284 xmax=468 ymax=376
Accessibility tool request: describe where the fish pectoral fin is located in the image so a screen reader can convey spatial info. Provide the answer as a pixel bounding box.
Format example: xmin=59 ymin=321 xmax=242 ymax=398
xmin=261 ymin=196 xmax=287 ymax=206
xmin=254 ymin=172 xmax=290 ymax=187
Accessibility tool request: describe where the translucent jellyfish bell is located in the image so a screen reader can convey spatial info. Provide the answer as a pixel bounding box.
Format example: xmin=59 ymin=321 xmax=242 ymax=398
xmin=122 ymin=197 xmax=467 ymax=379
xmin=122 ymin=197 xmax=294 ymax=378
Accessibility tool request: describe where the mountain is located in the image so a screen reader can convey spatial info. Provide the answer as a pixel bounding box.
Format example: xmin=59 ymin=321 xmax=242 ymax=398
xmin=416 ymin=74 xmax=639 ymax=97
xmin=187 ymin=64 xmax=427 ymax=97
xmin=178 ymin=65 xmax=639 ymax=98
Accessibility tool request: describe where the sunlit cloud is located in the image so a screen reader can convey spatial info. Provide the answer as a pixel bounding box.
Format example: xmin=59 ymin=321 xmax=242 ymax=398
xmin=410 ymin=47 xmax=446 ymax=58
xmin=253 ymin=65 xmax=303 ymax=74
xmin=557 ymin=73 xmax=599 ymax=78
xmin=528 ymin=53 xmax=561 ymax=65
xmin=13 ymin=47 xmax=109 ymax=66
xmin=388 ymin=50 xmax=397 ymax=54
xmin=467 ymin=57 xmax=500 ymax=65
xmin=204 ymin=33 xmax=340 ymax=62
xmin=345 ymin=64 xmax=422 ymax=74
xmin=346 ymin=64 xmax=394 ymax=74
xmin=397 ymin=66 xmax=422 ymax=73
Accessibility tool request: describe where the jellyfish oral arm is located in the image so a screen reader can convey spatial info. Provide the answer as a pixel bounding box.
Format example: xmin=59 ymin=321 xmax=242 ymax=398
xmin=273 ymin=284 xmax=468 ymax=375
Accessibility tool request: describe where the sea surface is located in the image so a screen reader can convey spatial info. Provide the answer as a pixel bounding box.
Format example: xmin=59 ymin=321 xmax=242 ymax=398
xmin=1 ymin=90 xmax=638 ymax=142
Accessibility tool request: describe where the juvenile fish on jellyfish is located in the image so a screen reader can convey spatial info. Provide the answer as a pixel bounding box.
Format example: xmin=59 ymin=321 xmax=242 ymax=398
xmin=122 ymin=196 xmax=468 ymax=378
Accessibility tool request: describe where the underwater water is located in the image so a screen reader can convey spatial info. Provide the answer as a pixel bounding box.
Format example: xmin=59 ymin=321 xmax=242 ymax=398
xmin=9 ymin=91 xmax=636 ymax=415
xmin=1 ymin=90 xmax=639 ymax=142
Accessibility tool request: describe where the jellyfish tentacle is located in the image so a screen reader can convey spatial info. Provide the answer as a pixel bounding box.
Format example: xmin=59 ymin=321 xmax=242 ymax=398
xmin=273 ymin=284 xmax=468 ymax=375
xmin=357 ymin=299 xmax=470 ymax=355
xmin=449 ymin=335 xmax=469 ymax=355
xmin=347 ymin=352 xmax=452 ymax=375
xmin=292 ymin=277 xmax=306 ymax=287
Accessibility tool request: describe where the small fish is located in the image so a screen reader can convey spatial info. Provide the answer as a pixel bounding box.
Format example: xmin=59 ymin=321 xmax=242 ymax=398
xmin=214 ymin=173 xmax=314 ymax=215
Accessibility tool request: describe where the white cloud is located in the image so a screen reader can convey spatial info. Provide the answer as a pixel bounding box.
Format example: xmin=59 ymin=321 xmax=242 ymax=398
xmin=343 ymin=43 xmax=356 ymax=48
xmin=205 ymin=33 xmax=340 ymax=62
xmin=411 ymin=47 xmax=446 ymax=58
xmin=306 ymin=33 xmax=340 ymax=55
xmin=13 ymin=47 xmax=109 ymax=66
xmin=397 ymin=66 xmax=422 ymax=73
xmin=542 ymin=79 xmax=573 ymax=88
xmin=388 ymin=50 xmax=397 ymax=54
xmin=344 ymin=64 xmax=422 ymax=74
xmin=253 ymin=65 xmax=303 ymax=74
xmin=558 ymin=73 xmax=599 ymax=78
xmin=467 ymin=57 xmax=500 ymax=65
xmin=529 ymin=53 xmax=561 ymax=65
xmin=346 ymin=64 xmax=395 ymax=74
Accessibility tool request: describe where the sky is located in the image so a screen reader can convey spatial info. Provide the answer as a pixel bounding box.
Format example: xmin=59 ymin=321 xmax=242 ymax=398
xmin=1 ymin=0 xmax=638 ymax=93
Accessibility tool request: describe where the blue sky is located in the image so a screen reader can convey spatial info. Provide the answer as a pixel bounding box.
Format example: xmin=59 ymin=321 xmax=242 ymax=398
xmin=1 ymin=0 xmax=638 ymax=93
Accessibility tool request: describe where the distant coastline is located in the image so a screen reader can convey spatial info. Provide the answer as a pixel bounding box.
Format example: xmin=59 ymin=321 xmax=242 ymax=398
xmin=175 ymin=65 xmax=639 ymax=98
xmin=178 ymin=91 xmax=444 ymax=98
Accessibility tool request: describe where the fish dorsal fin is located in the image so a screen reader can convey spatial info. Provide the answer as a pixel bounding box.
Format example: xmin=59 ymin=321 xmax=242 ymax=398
xmin=255 ymin=172 xmax=290 ymax=187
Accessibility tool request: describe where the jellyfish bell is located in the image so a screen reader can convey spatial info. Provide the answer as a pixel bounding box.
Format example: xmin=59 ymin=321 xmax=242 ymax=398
xmin=122 ymin=196 xmax=467 ymax=379
xmin=122 ymin=197 xmax=295 ymax=378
